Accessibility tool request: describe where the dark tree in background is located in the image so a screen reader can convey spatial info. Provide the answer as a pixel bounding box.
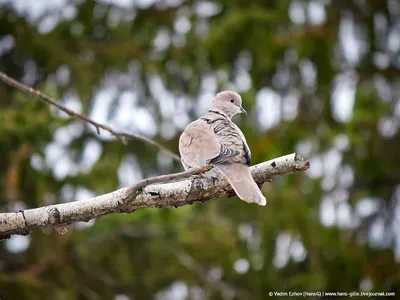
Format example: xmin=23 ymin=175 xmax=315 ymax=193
xmin=1 ymin=0 xmax=400 ymax=299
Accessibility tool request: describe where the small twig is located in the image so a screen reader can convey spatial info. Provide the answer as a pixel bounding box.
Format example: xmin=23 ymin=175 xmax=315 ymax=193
xmin=130 ymin=164 xmax=212 ymax=191
xmin=0 ymin=71 xmax=181 ymax=162
xmin=123 ymin=164 xmax=213 ymax=204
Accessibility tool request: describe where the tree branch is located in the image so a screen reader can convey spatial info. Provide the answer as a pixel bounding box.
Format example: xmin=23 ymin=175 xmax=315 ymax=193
xmin=0 ymin=153 xmax=309 ymax=239
xmin=0 ymin=71 xmax=181 ymax=162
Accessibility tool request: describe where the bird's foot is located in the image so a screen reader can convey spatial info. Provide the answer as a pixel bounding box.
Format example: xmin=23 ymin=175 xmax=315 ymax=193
xmin=191 ymin=174 xmax=204 ymax=180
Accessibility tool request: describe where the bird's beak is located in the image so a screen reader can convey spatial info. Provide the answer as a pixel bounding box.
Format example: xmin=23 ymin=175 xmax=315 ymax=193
xmin=239 ymin=106 xmax=247 ymax=116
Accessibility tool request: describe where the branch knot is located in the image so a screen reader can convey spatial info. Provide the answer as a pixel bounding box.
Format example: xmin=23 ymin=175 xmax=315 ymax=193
xmin=47 ymin=207 xmax=61 ymax=225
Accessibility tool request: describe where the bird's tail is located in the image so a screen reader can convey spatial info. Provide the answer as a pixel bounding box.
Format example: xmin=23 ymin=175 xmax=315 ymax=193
xmin=215 ymin=164 xmax=267 ymax=206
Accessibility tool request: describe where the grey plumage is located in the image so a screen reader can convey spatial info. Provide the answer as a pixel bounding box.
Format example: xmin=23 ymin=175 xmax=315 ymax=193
xmin=179 ymin=91 xmax=267 ymax=206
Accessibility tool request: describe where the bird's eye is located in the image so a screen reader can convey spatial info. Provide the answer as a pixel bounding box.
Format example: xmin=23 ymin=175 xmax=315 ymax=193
xmin=230 ymin=99 xmax=234 ymax=103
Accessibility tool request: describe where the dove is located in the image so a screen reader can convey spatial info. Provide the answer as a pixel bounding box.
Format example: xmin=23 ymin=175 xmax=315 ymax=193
xmin=179 ymin=91 xmax=267 ymax=206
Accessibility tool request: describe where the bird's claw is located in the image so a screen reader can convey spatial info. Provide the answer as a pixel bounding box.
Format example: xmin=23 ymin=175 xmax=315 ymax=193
xmin=191 ymin=174 xmax=204 ymax=180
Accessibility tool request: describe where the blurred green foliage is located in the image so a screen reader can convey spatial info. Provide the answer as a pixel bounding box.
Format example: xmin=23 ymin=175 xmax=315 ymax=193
xmin=1 ymin=0 xmax=400 ymax=299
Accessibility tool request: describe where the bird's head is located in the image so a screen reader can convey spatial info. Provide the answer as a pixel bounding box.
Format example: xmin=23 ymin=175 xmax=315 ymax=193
xmin=211 ymin=91 xmax=247 ymax=119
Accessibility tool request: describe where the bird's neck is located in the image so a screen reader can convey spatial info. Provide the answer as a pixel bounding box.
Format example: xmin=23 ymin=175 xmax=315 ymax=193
xmin=208 ymin=109 xmax=230 ymax=119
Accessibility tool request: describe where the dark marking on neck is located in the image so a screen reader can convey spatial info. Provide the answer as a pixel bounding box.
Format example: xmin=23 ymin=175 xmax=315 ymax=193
xmin=208 ymin=110 xmax=227 ymax=118
xmin=201 ymin=117 xmax=223 ymax=124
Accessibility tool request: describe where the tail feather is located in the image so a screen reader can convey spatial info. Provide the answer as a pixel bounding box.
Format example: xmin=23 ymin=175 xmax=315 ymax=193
xmin=215 ymin=164 xmax=267 ymax=206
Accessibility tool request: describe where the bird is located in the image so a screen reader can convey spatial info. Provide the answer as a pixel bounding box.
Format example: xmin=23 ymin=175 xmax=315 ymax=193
xmin=179 ymin=91 xmax=267 ymax=206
